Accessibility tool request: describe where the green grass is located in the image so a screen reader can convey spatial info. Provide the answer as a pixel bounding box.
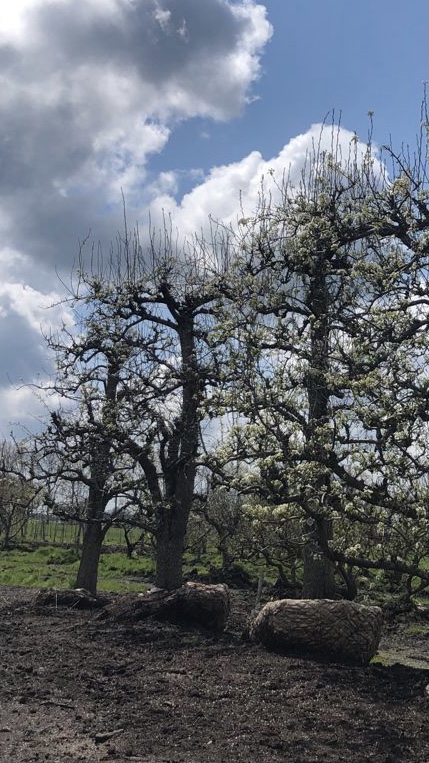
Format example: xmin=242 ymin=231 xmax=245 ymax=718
xmin=0 ymin=541 xmax=276 ymax=593
xmin=0 ymin=546 xmax=80 ymax=588
xmin=97 ymin=552 xmax=155 ymax=592
xmin=403 ymin=622 xmax=429 ymax=636
xmin=1 ymin=516 xmax=283 ymax=594
xmin=182 ymin=550 xmax=280 ymax=585
xmin=5 ymin=518 xmax=297 ymax=593
xmin=0 ymin=546 xmax=154 ymax=593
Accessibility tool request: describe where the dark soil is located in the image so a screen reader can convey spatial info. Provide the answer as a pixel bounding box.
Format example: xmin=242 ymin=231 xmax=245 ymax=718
xmin=0 ymin=585 xmax=428 ymax=763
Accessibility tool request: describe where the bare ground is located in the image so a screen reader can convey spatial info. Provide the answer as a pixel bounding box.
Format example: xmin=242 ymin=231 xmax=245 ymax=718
xmin=0 ymin=585 xmax=428 ymax=763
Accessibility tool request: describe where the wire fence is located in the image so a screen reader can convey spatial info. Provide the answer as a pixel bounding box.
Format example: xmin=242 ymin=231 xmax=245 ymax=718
xmin=23 ymin=517 xmax=140 ymax=548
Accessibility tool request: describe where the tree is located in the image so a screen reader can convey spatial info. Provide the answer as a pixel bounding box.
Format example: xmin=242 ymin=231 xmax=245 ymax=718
xmin=92 ymin=228 xmax=224 ymax=590
xmin=197 ymin=486 xmax=245 ymax=571
xmin=27 ymin=299 xmax=150 ymax=594
xmin=0 ymin=441 xmax=37 ymax=549
xmin=28 ymin=224 xmax=224 ymax=593
xmin=211 ymin=121 xmax=429 ymax=599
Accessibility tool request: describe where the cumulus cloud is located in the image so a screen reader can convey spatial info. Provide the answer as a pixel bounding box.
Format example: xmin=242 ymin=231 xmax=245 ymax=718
xmin=0 ymin=0 xmax=272 ymax=435
xmin=0 ymin=283 xmax=73 ymax=435
xmin=0 ymin=0 xmax=271 ymax=275
xmin=0 ymin=1 xmax=387 ymax=440
xmin=147 ymin=122 xmax=385 ymax=240
xmin=0 ymin=120 xmax=383 ymax=436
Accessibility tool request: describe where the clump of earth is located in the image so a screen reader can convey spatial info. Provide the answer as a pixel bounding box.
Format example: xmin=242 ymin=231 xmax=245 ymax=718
xmin=0 ymin=585 xmax=428 ymax=763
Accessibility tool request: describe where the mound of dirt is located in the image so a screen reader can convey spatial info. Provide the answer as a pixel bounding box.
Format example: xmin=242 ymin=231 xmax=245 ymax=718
xmin=0 ymin=585 xmax=428 ymax=763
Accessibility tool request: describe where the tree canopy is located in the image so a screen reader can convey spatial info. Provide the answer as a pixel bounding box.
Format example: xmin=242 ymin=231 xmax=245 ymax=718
xmin=6 ymin=115 xmax=429 ymax=601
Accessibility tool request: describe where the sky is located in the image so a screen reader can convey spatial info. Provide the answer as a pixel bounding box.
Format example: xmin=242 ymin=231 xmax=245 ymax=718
xmin=0 ymin=0 xmax=427 ymax=436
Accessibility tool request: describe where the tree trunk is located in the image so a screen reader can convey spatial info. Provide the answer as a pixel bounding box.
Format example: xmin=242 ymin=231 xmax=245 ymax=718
xmin=75 ymin=520 xmax=104 ymax=595
xmin=104 ymin=581 xmax=230 ymax=631
xmin=154 ymin=307 xmax=200 ymax=591
xmin=302 ymin=253 xmax=336 ymax=599
xmin=124 ymin=528 xmax=135 ymax=559
xmin=0 ymin=522 xmax=11 ymax=550
xmin=302 ymin=516 xmax=335 ymax=598
xmin=302 ymin=552 xmax=335 ymax=599
xmin=219 ymin=539 xmax=233 ymax=571
xmin=155 ymin=504 xmax=189 ymax=590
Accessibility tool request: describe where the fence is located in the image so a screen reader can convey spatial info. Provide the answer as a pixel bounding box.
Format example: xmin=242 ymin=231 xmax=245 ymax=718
xmin=24 ymin=517 xmax=141 ymax=548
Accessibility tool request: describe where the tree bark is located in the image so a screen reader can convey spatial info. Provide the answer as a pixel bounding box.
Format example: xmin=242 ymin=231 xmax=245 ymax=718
xmin=155 ymin=504 xmax=189 ymax=590
xmin=75 ymin=519 xmax=104 ymax=595
xmin=302 ymin=517 xmax=335 ymax=599
xmin=302 ymin=252 xmax=336 ymax=598
xmin=75 ymin=361 xmax=119 ymax=595
xmin=153 ymin=306 xmax=200 ymax=590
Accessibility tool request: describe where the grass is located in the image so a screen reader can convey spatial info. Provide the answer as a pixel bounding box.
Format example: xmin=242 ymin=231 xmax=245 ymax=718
xmin=0 ymin=540 xmax=277 ymax=594
xmin=0 ymin=546 xmax=79 ymax=589
xmin=403 ymin=622 xmax=429 ymax=636
xmin=0 ymin=517 xmax=284 ymax=593
xmin=183 ymin=550 xmax=279 ymax=585
xmin=98 ymin=553 xmax=155 ymax=592
xmin=0 ymin=517 xmax=152 ymax=592
xmin=0 ymin=546 xmax=155 ymax=593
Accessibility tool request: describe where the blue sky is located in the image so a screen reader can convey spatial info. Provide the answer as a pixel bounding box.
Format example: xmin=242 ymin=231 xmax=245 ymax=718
xmin=0 ymin=0 xmax=426 ymax=434
xmin=150 ymin=0 xmax=428 ymax=192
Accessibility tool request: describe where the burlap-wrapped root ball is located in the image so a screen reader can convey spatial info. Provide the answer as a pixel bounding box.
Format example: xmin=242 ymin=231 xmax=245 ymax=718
xmin=250 ymin=598 xmax=383 ymax=664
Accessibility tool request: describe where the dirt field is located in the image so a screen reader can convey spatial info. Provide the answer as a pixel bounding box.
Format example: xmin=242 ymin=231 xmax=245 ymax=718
xmin=0 ymin=585 xmax=428 ymax=763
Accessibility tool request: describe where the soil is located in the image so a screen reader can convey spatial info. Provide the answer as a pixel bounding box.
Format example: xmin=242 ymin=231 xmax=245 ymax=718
xmin=0 ymin=585 xmax=429 ymax=763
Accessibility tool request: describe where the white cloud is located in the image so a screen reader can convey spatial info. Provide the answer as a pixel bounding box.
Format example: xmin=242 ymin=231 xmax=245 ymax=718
xmin=0 ymin=282 xmax=70 ymax=335
xmin=0 ymin=385 xmax=44 ymax=437
xmin=0 ymin=5 xmax=385 ymax=443
xmin=0 ymin=119 xmax=384 ymax=437
xmin=0 ymin=0 xmax=272 ymax=273
xmin=153 ymin=3 xmax=172 ymax=32
xmin=0 ymin=280 xmax=74 ymax=436
xmin=0 ymin=382 xmax=69 ymax=440
xmin=146 ymin=123 xmax=385 ymax=240
xmin=0 ymin=0 xmax=272 ymax=436
xmin=0 ymin=0 xmax=41 ymax=40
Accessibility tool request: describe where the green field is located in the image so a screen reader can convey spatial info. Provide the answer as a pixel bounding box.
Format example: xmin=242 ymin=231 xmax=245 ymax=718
xmin=0 ymin=545 xmax=156 ymax=592
xmin=0 ymin=516 xmax=159 ymax=592
xmin=0 ymin=527 xmax=275 ymax=595
xmin=0 ymin=516 xmax=277 ymax=592
xmin=0 ymin=541 xmax=272 ymax=592
xmin=0 ymin=545 xmax=267 ymax=593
